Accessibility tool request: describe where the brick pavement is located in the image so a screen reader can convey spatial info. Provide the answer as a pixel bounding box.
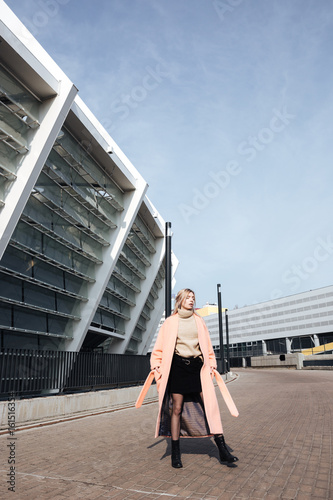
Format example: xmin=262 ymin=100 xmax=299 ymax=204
xmin=1 ymin=369 xmax=332 ymax=500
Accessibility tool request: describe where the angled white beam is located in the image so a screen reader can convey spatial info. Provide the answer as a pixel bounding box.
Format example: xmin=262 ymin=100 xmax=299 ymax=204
xmin=137 ymin=208 xmax=179 ymax=355
xmin=110 ymin=233 xmax=165 ymax=355
xmin=0 ymin=81 xmax=78 ymax=259
xmin=133 ymin=242 xmax=179 ymax=355
xmin=140 ymin=287 xmax=165 ymax=355
xmin=0 ymin=6 xmax=59 ymax=94
xmin=70 ymin=97 xmax=138 ymax=190
xmin=141 ymin=251 xmax=179 ymax=354
xmin=61 ymin=177 xmax=148 ymax=352
xmin=109 ymin=196 xmax=167 ymax=355
xmin=0 ymin=7 xmax=78 ymax=259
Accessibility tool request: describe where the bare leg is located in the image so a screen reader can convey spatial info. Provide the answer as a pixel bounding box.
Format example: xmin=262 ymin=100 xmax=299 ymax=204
xmin=171 ymin=393 xmax=184 ymax=440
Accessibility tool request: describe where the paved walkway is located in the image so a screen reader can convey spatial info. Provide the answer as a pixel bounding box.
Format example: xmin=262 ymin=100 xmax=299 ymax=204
xmin=1 ymin=368 xmax=332 ymax=500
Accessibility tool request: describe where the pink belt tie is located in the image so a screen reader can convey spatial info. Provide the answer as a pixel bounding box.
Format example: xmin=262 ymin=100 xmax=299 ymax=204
xmin=136 ymin=368 xmax=239 ymax=418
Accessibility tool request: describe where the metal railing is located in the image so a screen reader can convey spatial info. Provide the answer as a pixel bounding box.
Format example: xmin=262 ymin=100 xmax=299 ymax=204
xmin=215 ymin=346 xmax=264 ymax=359
xmin=303 ymin=359 xmax=333 ymax=368
xmin=0 ymin=349 xmax=151 ymax=398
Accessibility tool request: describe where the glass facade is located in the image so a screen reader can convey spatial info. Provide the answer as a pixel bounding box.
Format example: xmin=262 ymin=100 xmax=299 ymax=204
xmin=0 ymin=12 xmax=171 ymax=355
xmin=0 ymin=65 xmax=40 ymax=206
xmin=0 ymin=120 xmax=126 ymax=348
xmin=127 ymin=263 xmax=165 ymax=354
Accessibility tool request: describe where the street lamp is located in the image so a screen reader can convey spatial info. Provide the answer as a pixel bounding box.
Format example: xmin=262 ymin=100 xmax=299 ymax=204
xmin=165 ymin=222 xmax=172 ymax=318
xmin=225 ymin=308 xmax=230 ymax=372
xmin=217 ymin=284 xmax=225 ymax=374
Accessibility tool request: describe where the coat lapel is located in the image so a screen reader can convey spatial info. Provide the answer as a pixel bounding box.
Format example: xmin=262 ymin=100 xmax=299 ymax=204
xmin=195 ymin=315 xmax=209 ymax=363
xmin=162 ymin=314 xmax=178 ymax=378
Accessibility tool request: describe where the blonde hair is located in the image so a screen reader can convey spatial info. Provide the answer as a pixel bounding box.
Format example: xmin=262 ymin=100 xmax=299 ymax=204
xmin=172 ymin=288 xmax=196 ymax=314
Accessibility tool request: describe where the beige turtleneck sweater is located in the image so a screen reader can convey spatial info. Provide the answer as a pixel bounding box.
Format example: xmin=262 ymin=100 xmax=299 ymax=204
xmin=174 ymin=309 xmax=202 ymax=358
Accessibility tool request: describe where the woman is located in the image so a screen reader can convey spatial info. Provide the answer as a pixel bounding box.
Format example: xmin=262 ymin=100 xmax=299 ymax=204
xmin=150 ymin=288 xmax=238 ymax=468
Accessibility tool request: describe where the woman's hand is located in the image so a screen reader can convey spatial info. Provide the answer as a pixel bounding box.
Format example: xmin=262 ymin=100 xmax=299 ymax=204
xmin=154 ymin=366 xmax=161 ymax=374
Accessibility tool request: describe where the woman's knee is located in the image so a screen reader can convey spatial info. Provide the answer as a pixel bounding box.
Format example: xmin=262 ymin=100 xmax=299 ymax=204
xmin=172 ymin=404 xmax=182 ymax=417
xmin=171 ymin=395 xmax=183 ymax=416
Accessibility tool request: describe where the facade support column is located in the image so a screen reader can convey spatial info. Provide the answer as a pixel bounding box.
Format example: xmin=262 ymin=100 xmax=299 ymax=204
xmin=262 ymin=340 xmax=267 ymax=356
xmin=313 ymin=334 xmax=320 ymax=347
xmin=62 ymin=178 xmax=148 ymax=352
xmin=286 ymin=337 xmax=292 ymax=353
xmin=140 ymin=251 xmax=179 ymax=355
xmin=133 ymin=234 xmax=165 ymax=355
xmin=110 ymin=227 xmax=165 ymax=355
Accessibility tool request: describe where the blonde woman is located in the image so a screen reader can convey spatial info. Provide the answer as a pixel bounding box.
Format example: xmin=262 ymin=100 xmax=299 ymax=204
xmin=150 ymin=288 xmax=238 ymax=468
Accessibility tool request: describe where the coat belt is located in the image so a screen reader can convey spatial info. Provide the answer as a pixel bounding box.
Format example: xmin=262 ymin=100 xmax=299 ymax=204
xmin=212 ymin=369 xmax=239 ymax=417
xmin=135 ymin=370 xmax=155 ymax=408
xmin=135 ymin=368 xmax=239 ymax=418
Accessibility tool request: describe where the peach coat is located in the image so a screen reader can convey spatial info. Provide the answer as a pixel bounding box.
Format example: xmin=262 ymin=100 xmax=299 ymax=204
xmin=150 ymin=313 xmax=224 ymax=438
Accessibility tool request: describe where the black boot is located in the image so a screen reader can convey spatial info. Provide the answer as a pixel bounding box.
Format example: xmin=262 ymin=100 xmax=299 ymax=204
xmin=214 ymin=434 xmax=238 ymax=467
xmin=171 ymin=439 xmax=183 ymax=468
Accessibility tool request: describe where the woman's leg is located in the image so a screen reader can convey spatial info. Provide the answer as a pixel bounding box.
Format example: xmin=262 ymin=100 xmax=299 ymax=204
xmin=171 ymin=393 xmax=184 ymax=440
xmin=170 ymin=393 xmax=184 ymax=468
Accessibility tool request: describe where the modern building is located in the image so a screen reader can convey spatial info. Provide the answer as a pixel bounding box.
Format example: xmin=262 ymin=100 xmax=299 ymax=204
xmin=203 ymin=286 xmax=333 ymax=360
xmin=0 ymin=2 xmax=178 ymax=355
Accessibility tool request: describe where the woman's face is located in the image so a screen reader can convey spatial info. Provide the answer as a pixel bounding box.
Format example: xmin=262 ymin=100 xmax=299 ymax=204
xmin=181 ymin=292 xmax=195 ymax=310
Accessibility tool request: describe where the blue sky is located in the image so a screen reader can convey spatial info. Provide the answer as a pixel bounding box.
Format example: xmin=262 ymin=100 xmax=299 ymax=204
xmin=6 ymin=0 xmax=333 ymax=309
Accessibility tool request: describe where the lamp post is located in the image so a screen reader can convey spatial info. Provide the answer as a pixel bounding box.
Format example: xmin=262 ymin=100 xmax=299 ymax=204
xmin=225 ymin=308 xmax=230 ymax=372
xmin=217 ymin=284 xmax=225 ymax=374
xmin=165 ymin=222 xmax=172 ymax=318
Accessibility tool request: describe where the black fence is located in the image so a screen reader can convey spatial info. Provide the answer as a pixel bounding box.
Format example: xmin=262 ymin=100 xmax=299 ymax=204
xmin=215 ymin=356 xmax=252 ymax=372
xmin=229 ymin=356 xmax=252 ymax=368
xmin=215 ymin=346 xmax=264 ymax=360
xmin=0 ymin=349 xmax=151 ymax=398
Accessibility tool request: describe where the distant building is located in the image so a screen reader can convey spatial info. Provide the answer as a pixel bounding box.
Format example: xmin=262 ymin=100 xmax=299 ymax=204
xmin=203 ymin=286 xmax=333 ymax=360
xmin=196 ymin=303 xmax=220 ymax=317
xmin=0 ymin=3 xmax=178 ymax=355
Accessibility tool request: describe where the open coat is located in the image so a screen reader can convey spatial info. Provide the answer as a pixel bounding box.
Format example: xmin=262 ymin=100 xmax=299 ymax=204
xmin=150 ymin=313 xmax=224 ymax=438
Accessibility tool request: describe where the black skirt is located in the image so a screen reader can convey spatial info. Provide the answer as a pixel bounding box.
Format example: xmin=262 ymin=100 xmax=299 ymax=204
xmin=168 ymin=354 xmax=203 ymax=395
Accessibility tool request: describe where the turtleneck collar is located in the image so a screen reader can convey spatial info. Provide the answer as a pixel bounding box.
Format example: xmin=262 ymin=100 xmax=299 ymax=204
xmin=178 ymin=308 xmax=194 ymax=319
